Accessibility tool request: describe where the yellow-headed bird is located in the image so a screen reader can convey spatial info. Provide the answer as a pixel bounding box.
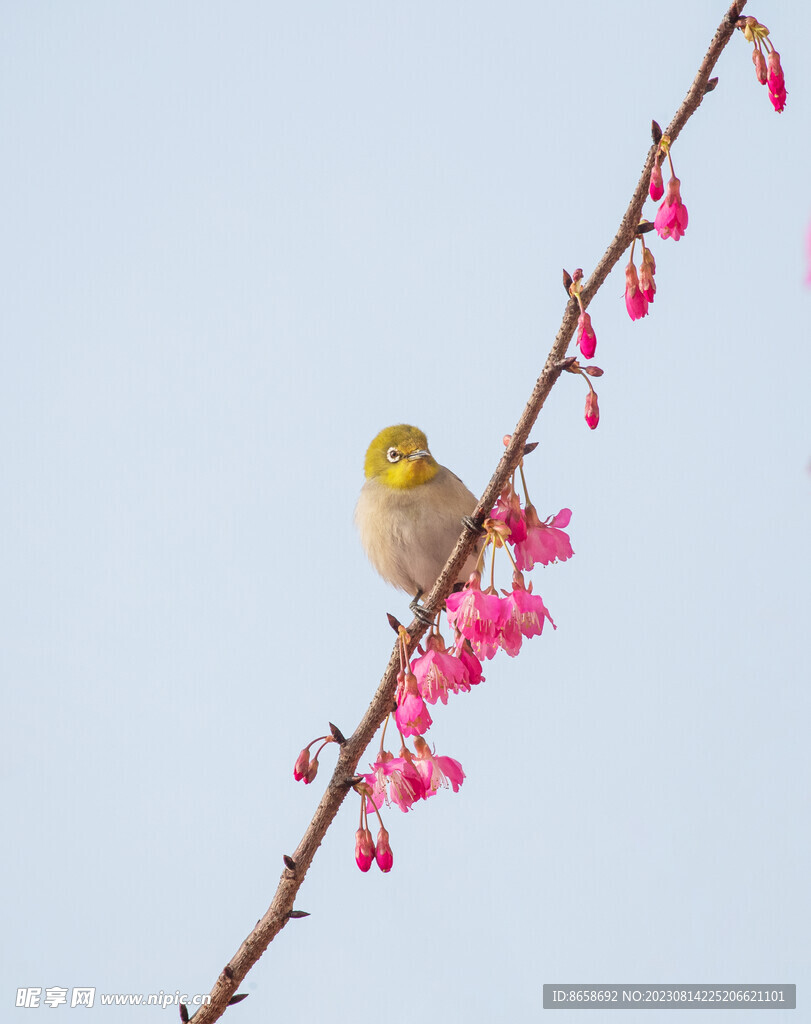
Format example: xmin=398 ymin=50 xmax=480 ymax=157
xmin=355 ymin=425 xmax=479 ymax=615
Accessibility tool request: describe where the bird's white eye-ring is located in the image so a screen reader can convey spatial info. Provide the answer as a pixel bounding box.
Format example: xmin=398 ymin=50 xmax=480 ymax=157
xmin=386 ymin=447 xmax=402 ymax=463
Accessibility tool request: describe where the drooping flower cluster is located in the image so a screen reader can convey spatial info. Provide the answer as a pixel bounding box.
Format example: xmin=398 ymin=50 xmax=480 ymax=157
xmin=352 ymin=727 xmax=466 ymax=874
xmin=354 ymin=822 xmax=392 ymax=873
xmin=650 ymin=135 xmax=688 ymax=244
xmin=564 ymin=267 xmax=604 ymax=429
xmin=313 ymin=614 xmax=482 ymax=873
xmin=292 ymin=442 xmax=573 ymax=872
xmin=293 ymin=735 xmax=335 ymax=785
xmin=346 ymin=624 xmax=474 ymax=871
xmin=620 ymin=19 xmax=788 ymax=337
xmin=565 ymin=18 xmax=787 ymax=436
xmin=445 ymin=471 xmax=570 ymax=663
xmin=614 ymin=133 xmax=683 ymax=332
xmin=384 ymin=623 xmax=487 ymax=747
xmin=446 ymin=568 xmax=555 ymax=659
xmin=624 ymin=232 xmax=657 ymax=322
xmin=361 ymin=735 xmax=466 ymax=817
xmin=492 ymin=498 xmax=573 ymax=574
xmin=739 ymin=17 xmax=787 ymax=113
xmin=568 ymin=268 xmax=597 ymax=361
xmin=352 ymin=611 xmax=481 ymax=867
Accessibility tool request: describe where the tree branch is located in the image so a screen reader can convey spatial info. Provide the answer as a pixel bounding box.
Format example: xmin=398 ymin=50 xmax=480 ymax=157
xmin=188 ymin=2 xmax=746 ymax=1019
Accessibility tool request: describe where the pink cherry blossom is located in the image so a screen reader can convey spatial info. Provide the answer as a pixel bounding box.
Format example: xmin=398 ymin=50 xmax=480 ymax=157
xmin=445 ymin=574 xmax=504 ymax=660
xmin=355 ymin=827 xmax=374 ymax=872
xmin=654 ymin=176 xmax=688 ymax=241
xmin=382 ymin=754 xmax=426 ymax=810
xmin=412 ymin=635 xmax=469 ymax=705
xmin=362 ymin=769 xmax=387 ymax=811
xmin=455 ymin=640 xmax=485 ymax=687
xmin=490 ymin=485 xmax=527 ymax=544
xmin=514 ymin=506 xmax=573 ymax=572
xmin=499 ymin=608 xmax=524 ymax=656
xmin=412 ymin=737 xmax=465 ymax=797
xmin=625 ymin=259 xmax=649 ymax=320
xmin=394 ymin=671 xmax=433 ymax=737
xmin=502 ymin=573 xmax=556 ymax=643
xmin=577 ymin=311 xmax=597 ymax=359
xmin=365 ymin=750 xmax=426 ymax=813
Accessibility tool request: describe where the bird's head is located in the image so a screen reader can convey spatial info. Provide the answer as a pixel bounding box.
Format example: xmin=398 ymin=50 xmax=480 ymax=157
xmin=364 ymin=424 xmax=440 ymax=489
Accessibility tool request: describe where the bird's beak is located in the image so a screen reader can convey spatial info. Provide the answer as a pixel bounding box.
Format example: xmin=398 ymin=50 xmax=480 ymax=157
xmin=406 ymin=449 xmax=431 ymax=461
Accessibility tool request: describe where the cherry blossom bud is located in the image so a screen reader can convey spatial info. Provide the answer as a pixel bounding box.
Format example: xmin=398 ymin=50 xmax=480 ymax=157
xmin=585 ymin=391 xmax=599 ymax=430
xmin=394 ymin=670 xmax=433 ymax=737
xmin=649 ymin=162 xmax=664 ymax=201
xmin=355 ymin=827 xmax=374 ymax=872
xmin=752 ymin=48 xmax=767 ymax=84
xmin=577 ymin=311 xmax=597 ymax=359
xmin=293 ymin=747 xmax=310 ymax=782
xmin=767 ymin=50 xmax=787 ymax=112
xmin=567 ymin=268 xmax=584 ymax=299
xmin=375 ymin=827 xmax=394 ymax=872
xmin=304 ymin=757 xmax=319 ymax=784
xmin=624 ymin=260 xmax=649 ymax=321
xmin=639 ymin=247 xmax=657 ymax=304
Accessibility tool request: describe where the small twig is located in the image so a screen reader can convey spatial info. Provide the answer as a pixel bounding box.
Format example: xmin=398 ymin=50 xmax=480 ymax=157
xmin=188 ymin=3 xmax=746 ymax=1020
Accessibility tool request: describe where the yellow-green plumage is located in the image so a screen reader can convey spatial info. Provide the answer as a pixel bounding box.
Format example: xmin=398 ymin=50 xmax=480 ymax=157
xmin=355 ymin=424 xmax=478 ymax=597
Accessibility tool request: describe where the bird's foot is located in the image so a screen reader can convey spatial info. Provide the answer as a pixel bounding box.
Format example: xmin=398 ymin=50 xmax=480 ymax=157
xmin=409 ymin=591 xmax=436 ymax=627
xmin=461 ymin=514 xmax=486 ymax=535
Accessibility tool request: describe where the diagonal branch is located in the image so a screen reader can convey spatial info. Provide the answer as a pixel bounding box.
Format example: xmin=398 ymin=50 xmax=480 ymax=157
xmin=189 ymin=2 xmax=746 ymax=1020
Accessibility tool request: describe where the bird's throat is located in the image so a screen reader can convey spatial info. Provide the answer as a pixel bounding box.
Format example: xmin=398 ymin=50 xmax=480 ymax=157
xmin=385 ymin=457 xmax=440 ymax=489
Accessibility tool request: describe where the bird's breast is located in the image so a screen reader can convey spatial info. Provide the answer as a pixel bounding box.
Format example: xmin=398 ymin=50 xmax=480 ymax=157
xmin=355 ymin=467 xmax=478 ymax=595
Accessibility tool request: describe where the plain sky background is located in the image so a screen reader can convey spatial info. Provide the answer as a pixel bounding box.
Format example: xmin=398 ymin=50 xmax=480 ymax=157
xmin=3 ymin=2 xmax=809 ymax=1022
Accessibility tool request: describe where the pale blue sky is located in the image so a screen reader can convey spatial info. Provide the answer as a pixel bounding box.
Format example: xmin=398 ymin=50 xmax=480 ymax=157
xmin=3 ymin=3 xmax=808 ymax=1022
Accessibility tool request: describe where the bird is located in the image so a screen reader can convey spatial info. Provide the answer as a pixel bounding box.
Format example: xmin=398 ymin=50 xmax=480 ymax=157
xmin=355 ymin=424 xmax=480 ymax=620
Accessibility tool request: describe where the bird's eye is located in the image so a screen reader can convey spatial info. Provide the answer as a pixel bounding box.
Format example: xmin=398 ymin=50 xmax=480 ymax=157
xmin=386 ymin=447 xmax=402 ymax=463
